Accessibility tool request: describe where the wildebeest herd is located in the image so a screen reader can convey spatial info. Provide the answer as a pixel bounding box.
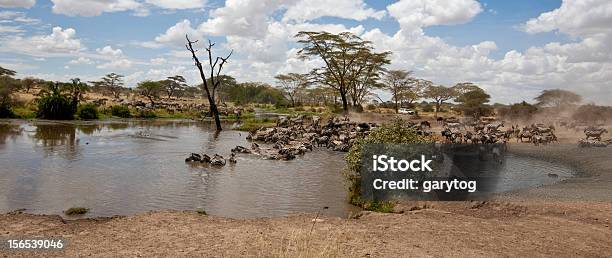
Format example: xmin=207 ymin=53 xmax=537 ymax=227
xmin=186 ymin=115 xmax=610 ymax=165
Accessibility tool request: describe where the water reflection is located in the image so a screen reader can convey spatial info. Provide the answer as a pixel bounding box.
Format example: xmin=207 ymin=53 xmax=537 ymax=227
xmin=0 ymin=120 xmax=356 ymax=218
xmin=0 ymin=122 xmax=22 ymax=145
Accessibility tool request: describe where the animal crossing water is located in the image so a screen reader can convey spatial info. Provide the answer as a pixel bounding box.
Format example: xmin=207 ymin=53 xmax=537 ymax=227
xmin=0 ymin=120 xmax=573 ymax=218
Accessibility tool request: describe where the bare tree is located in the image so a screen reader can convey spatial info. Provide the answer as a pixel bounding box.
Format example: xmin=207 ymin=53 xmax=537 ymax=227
xmin=185 ymin=35 xmax=233 ymax=131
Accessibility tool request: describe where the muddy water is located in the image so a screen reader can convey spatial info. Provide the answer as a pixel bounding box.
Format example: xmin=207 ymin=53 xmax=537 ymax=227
xmin=0 ymin=120 xmax=573 ymax=218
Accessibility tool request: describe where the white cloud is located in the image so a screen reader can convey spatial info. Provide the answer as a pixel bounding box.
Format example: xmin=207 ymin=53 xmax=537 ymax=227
xmin=96 ymin=45 xmax=123 ymax=57
xmin=282 ymin=0 xmax=385 ymax=22
xmin=523 ymin=0 xmax=612 ymax=38
xmin=387 ymin=0 xmax=482 ymax=31
xmin=150 ymin=57 xmax=167 ymax=65
xmin=0 ymin=11 xmax=40 ymax=24
xmin=50 ymin=0 xmax=142 ymax=16
xmin=198 ymin=0 xmax=288 ymax=38
xmin=145 ymin=0 xmax=206 ymax=9
xmin=0 ymin=25 xmax=23 ymax=33
xmin=0 ymin=0 xmax=35 ymax=8
xmin=154 ymin=19 xmax=201 ymax=47
xmin=0 ymin=26 xmax=83 ymax=57
xmin=96 ymin=58 xmax=133 ymax=69
xmin=68 ymin=57 xmax=94 ymax=65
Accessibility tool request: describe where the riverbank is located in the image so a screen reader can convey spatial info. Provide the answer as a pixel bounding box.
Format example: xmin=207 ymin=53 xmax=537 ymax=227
xmin=2 ymin=144 xmax=612 ymax=256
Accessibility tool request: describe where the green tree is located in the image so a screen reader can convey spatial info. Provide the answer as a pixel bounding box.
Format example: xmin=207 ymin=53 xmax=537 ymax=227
xmin=424 ymin=85 xmax=458 ymax=117
xmin=535 ymin=89 xmax=582 ymax=109
xmin=295 ymin=31 xmax=390 ymax=112
xmin=36 ymin=82 xmax=75 ymax=120
xmin=274 ymin=73 xmax=309 ymax=107
xmin=91 ymin=73 xmax=125 ymax=99
xmin=21 ymin=77 xmax=45 ymax=93
xmin=137 ymin=80 xmax=164 ymax=105
xmin=454 ymin=83 xmax=490 ymax=117
xmin=0 ymin=67 xmax=20 ymax=118
xmin=163 ymin=75 xmax=187 ymax=100
xmin=62 ymin=78 xmax=89 ymax=113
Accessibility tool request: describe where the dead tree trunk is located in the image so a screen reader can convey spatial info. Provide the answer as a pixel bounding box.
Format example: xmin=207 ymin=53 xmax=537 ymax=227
xmin=186 ymin=35 xmax=232 ymax=131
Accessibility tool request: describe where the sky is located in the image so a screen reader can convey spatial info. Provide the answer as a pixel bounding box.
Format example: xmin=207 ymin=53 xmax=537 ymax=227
xmin=0 ymin=0 xmax=611 ymax=105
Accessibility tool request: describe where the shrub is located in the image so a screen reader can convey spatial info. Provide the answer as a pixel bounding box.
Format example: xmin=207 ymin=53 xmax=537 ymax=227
xmin=366 ymin=104 xmax=377 ymax=111
xmin=76 ymin=103 xmax=99 ymax=120
xmin=351 ymin=105 xmax=364 ymax=113
xmin=65 ymin=207 xmax=89 ymax=216
xmin=0 ymin=104 xmax=13 ymax=118
xmin=111 ymin=105 xmax=131 ymax=118
xmin=421 ymin=104 xmax=434 ymax=112
xmin=137 ymin=110 xmax=157 ymax=118
xmin=345 ymin=119 xmax=433 ymax=212
xmin=36 ymin=93 xmax=75 ymax=120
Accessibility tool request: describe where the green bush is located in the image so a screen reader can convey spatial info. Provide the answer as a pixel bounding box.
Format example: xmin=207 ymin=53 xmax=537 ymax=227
xmin=36 ymin=94 xmax=75 ymax=120
xmin=352 ymin=105 xmax=364 ymax=113
xmin=111 ymin=105 xmax=131 ymax=118
xmin=345 ymin=119 xmax=433 ymax=212
xmin=76 ymin=103 xmax=99 ymax=120
xmin=366 ymin=104 xmax=377 ymax=111
xmin=0 ymin=104 xmax=14 ymax=118
xmin=137 ymin=110 xmax=157 ymax=118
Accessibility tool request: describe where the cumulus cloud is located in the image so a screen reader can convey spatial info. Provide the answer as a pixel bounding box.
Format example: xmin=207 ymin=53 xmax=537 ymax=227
xmin=96 ymin=45 xmax=123 ymax=57
xmin=523 ymin=0 xmax=612 ymax=38
xmin=0 ymin=0 xmax=36 ymax=8
xmin=282 ymin=0 xmax=385 ymax=22
xmin=198 ymin=0 xmax=287 ymax=38
xmin=387 ymin=0 xmax=482 ymax=31
xmin=154 ymin=19 xmax=201 ymax=46
xmin=0 ymin=26 xmax=83 ymax=57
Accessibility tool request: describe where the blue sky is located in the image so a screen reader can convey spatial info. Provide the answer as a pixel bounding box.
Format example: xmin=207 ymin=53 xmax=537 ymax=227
xmin=1 ymin=0 xmax=611 ymax=104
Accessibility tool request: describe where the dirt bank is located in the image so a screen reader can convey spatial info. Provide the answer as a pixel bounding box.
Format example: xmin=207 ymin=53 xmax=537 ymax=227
xmin=2 ymin=144 xmax=612 ymax=257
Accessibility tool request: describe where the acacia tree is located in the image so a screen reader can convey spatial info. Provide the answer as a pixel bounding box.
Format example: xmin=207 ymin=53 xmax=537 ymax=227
xmin=347 ymin=51 xmax=390 ymax=107
xmin=91 ymin=73 xmax=124 ymax=99
xmin=454 ymin=83 xmax=490 ymax=117
xmin=274 ymin=73 xmax=309 ymax=107
xmin=535 ymin=89 xmax=582 ymax=109
xmin=424 ymin=85 xmax=458 ymax=117
xmin=164 ymin=75 xmax=187 ymax=100
xmin=295 ymin=31 xmax=389 ymax=112
xmin=383 ymin=70 xmax=411 ymax=113
xmin=137 ymin=80 xmax=164 ymax=105
xmin=186 ymin=35 xmax=232 ymax=131
xmin=21 ymin=77 xmax=44 ymax=93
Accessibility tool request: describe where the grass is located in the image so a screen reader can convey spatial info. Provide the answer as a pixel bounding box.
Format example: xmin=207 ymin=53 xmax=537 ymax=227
xmin=235 ymin=117 xmax=277 ymax=132
xmin=11 ymin=106 xmax=36 ymax=119
xmin=64 ymin=207 xmax=89 ymax=216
